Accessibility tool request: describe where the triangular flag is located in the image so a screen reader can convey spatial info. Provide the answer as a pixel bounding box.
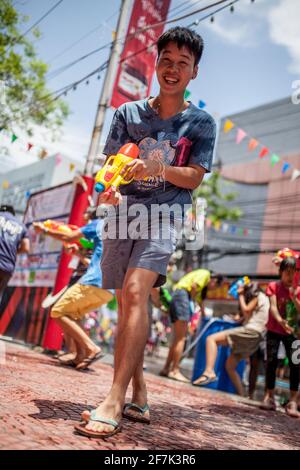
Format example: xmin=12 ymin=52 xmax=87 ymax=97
xmin=243 ymin=228 xmax=249 ymax=236
xmin=270 ymin=154 xmax=280 ymax=167
xmin=27 ymin=143 xmax=33 ymax=151
xmin=214 ymin=220 xmax=221 ymax=231
xmin=248 ymin=138 xmax=259 ymax=152
xmin=238 ymin=228 xmax=243 ymax=236
xmin=282 ymin=162 xmax=290 ymax=174
xmin=223 ymin=119 xmax=234 ymax=133
xmin=184 ymin=89 xmax=191 ymax=100
xmin=236 ymin=128 xmax=247 ymax=145
xmin=230 ymin=225 xmax=237 ymax=234
xmin=11 ymin=134 xmax=18 ymax=143
xmin=291 ymin=169 xmax=300 ymax=181
xmin=206 ymin=218 xmax=212 ymax=228
xmin=39 ymin=148 xmax=48 ymax=159
xmin=2 ymin=180 xmax=9 ymax=189
xmin=198 ymin=100 xmax=206 ymax=109
xmin=69 ymin=163 xmax=75 ymax=172
xmin=55 ymin=154 xmax=62 ymax=166
xmin=259 ymin=147 xmax=269 ymax=158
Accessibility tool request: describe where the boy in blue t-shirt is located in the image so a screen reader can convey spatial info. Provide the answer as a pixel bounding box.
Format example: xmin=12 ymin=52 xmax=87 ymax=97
xmin=76 ymin=26 xmax=216 ymax=439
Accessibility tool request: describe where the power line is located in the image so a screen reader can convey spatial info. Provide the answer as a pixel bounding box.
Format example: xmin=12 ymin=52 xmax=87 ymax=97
xmin=46 ymin=0 xmax=238 ymax=82
xmin=10 ymin=0 xmax=64 ymax=49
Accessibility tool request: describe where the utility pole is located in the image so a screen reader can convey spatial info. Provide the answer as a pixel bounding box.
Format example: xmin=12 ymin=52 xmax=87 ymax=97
xmin=84 ymin=0 xmax=132 ymax=176
xmin=42 ymin=0 xmax=132 ymax=350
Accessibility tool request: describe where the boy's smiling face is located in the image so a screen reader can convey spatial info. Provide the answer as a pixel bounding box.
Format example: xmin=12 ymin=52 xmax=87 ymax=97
xmin=156 ymin=42 xmax=198 ymax=96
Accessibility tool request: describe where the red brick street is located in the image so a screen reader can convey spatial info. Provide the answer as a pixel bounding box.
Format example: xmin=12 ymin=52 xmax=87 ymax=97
xmin=1 ymin=341 xmax=300 ymax=450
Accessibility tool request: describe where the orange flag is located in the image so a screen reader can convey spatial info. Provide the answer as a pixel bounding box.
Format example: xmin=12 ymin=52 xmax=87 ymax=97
xmin=248 ymin=138 xmax=259 ymax=152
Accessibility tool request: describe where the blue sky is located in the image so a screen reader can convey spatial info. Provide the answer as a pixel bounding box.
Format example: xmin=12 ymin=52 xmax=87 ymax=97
xmin=4 ymin=0 xmax=300 ymax=168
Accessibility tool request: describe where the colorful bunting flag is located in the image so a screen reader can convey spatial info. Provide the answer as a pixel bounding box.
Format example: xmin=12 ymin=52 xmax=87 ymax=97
xmin=2 ymin=180 xmax=9 ymax=189
xmin=270 ymin=154 xmax=280 ymax=167
xmin=184 ymin=89 xmax=191 ymax=100
xmin=39 ymin=149 xmax=48 ymax=159
xmin=69 ymin=163 xmax=75 ymax=172
xmin=223 ymin=119 xmax=234 ymax=133
xmin=214 ymin=220 xmax=221 ymax=231
xmin=206 ymin=218 xmax=212 ymax=228
xmin=55 ymin=154 xmax=62 ymax=166
xmin=198 ymin=100 xmax=206 ymax=109
xmin=27 ymin=143 xmax=33 ymax=151
xmin=236 ymin=128 xmax=247 ymax=145
xmin=11 ymin=134 xmax=18 ymax=143
xmin=248 ymin=138 xmax=259 ymax=152
xmin=282 ymin=162 xmax=290 ymax=174
xmin=259 ymin=147 xmax=269 ymax=158
xmin=243 ymin=228 xmax=249 ymax=236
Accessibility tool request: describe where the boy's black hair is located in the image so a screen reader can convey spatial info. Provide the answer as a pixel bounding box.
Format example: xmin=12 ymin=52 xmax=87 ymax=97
xmin=0 ymin=205 xmax=15 ymax=216
xmin=157 ymin=27 xmax=204 ymax=65
xmin=85 ymin=206 xmax=97 ymax=220
xmin=210 ymin=272 xmax=223 ymax=287
xmin=279 ymin=256 xmax=296 ymax=273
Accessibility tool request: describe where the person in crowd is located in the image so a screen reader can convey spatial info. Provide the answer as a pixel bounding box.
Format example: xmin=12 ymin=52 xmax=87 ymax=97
xmin=193 ymin=282 xmax=269 ymax=396
xmin=0 ymin=205 xmax=30 ymax=305
xmin=159 ymin=269 xmax=222 ymax=383
xmin=261 ymin=257 xmax=300 ymax=417
xmin=34 ymin=206 xmax=113 ymax=370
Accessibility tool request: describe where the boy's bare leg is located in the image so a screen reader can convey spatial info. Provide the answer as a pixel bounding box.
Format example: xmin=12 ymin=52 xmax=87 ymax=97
xmin=193 ymin=331 xmax=229 ymax=384
xmin=168 ymin=320 xmax=188 ymax=374
xmin=114 ymin=290 xmax=148 ymax=408
xmin=55 ymin=316 xmax=101 ymax=363
xmin=83 ymin=267 xmax=157 ymax=435
xmin=225 ymin=354 xmax=244 ymax=396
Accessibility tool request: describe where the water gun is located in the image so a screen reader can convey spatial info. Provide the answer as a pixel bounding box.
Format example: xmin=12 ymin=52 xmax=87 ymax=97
xmin=228 ymin=276 xmax=251 ymax=299
xmin=38 ymin=220 xmax=94 ymax=251
xmin=95 ymin=143 xmax=140 ymax=194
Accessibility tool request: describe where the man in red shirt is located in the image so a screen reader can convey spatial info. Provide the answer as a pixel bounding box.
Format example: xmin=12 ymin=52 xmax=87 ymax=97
xmin=261 ymin=257 xmax=300 ymax=417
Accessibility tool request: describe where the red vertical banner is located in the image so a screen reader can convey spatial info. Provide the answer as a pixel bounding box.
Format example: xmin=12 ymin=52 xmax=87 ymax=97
xmin=110 ymin=0 xmax=171 ymax=108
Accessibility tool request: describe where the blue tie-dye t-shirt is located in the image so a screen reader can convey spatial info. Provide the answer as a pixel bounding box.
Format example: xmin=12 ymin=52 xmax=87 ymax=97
xmin=103 ymin=98 xmax=216 ymax=208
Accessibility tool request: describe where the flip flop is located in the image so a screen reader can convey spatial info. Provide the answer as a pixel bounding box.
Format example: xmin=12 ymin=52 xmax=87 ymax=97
xmin=122 ymin=403 xmax=150 ymax=424
xmin=74 ymin=410 xmax=121 ymax=439
xmin=75 ymin=351 xmax=105 ymax=370
xmin=192 ymin=374 xmax=217 ymax=386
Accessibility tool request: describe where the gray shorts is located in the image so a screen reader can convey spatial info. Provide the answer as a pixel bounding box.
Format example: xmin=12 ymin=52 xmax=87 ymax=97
xmin=101 ymin=219 xmax=177 ymax=289
xmin=169 ymin=289 xmax=193 ymax=323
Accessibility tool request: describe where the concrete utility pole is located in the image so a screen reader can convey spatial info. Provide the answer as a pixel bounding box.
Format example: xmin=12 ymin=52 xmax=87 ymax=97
xmin=84 ymin=0 xmax=132 ymax=176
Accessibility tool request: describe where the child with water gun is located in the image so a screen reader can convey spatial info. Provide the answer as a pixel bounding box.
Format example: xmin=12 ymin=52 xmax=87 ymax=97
xmin=33 ymin=219 xmax=94 ymax=251
xmin=261 ymin=257 xmax=300 ymax=417
xmin=228 ymin=276 xmax=251 ymax=299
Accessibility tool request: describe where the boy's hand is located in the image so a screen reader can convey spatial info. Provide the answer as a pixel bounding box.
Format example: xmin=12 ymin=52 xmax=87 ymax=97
xmin=279 ymin=318 xmax=294 ymax=334
xmin=97 ymin=186 xmax=122 ymax=206
xmin=121 ymin=159 xmax=162 ymax=180
xmin=33 ymin=222 xmax=44 ymax=233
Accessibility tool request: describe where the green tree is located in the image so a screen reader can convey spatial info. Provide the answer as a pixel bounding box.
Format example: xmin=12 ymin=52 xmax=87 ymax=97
xmin=0 ymin=0 xmax=68 ymax=137
xmin=194 ymin=171 xmax=243 ymax=224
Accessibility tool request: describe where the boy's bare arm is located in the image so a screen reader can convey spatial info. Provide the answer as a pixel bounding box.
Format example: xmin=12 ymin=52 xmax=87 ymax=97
xmin=270 ymin=294 xmax=294 ymax=334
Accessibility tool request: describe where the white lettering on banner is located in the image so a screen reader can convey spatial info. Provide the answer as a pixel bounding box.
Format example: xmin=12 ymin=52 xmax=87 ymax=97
xmin=291 ymin=340 xmax=300 ymax=365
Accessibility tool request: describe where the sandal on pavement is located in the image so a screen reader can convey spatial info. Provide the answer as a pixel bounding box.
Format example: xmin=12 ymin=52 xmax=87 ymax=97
xmin=167 ymin=370 xmax=190 ymax=383
xmin=260 ymin=398 xmax=276 ymax=411
xmin=122 ymin=403 xmax=150 ymax=424
xmin=192 ymin=374 xmax=217 ymax=386
xmin=75 ymin=351 xmax=105 ymax=370
xmin=286 ymin=401 xmax=300 ymax=418
xmin=74 ymin=410 xmax=121 ymax=438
